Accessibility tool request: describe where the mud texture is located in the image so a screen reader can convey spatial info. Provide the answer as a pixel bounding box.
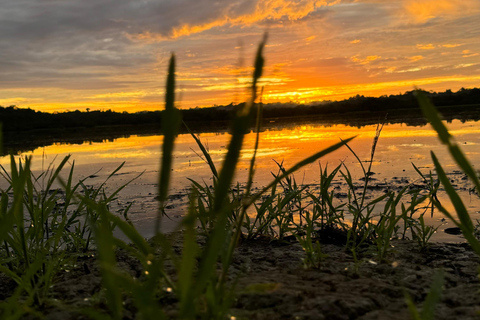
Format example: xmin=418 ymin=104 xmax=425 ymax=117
xmin=2 ymin=237 xmax=480 ymax=319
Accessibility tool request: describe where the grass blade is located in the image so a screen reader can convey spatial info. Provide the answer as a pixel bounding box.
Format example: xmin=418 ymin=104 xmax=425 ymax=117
xmin=416 ymin=90 xmax=451 ymax=144
xmin=157 ymin=54 xmax=182 ymax=235
xmin=184 ymin=122 xmax=218 ymax=179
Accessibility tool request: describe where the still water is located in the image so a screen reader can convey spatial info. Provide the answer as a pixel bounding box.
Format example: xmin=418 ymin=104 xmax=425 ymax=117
xmin=2 ymin=119 xmax=480 ymax=241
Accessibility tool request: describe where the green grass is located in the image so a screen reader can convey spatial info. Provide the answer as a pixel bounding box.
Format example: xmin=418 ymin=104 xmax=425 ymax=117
xmin=0 ymin=154 xmax=136 ymax=318
xmin=0 ymin=39 xmax=460 ymax=319
xmin=418 ymin=90 xmax=480 ymax=255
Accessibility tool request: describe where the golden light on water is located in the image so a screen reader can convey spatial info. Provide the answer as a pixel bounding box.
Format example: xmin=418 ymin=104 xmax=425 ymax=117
xmin=7 ymin=120 xmax=480 ymax=170
xmin=3 ymin=117 xmax=480 ymax=243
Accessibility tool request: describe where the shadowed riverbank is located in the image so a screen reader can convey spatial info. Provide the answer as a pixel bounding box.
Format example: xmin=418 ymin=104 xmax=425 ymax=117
xmin=3 ymin=100 xmax=480 ymax=156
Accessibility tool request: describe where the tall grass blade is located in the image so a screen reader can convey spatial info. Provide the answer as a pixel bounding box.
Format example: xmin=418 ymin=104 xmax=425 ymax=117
xmin=431 ymin=152 xmax=473 ymax=231
xmin=430 ymin=153 xmax=480 ymax=255
xmin=157 ymin=54 xmax=182 ymax=234
xmin=419 ymin=92 xmax=480 ymax=192
xmin=417 ymin=90 xmax=480 ymax=192
xmin=418 ymin=91 xmax=480 ymax=255
xmin=416 ymin=91 xmax=451 ymax=144
xmin=214 ymin=36 xmax=266 ymax=212
xmin=245 ymin=101 xmax=262 ymax=196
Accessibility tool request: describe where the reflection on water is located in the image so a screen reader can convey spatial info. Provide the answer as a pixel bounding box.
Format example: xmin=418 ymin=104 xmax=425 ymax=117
xmin=2 ymin=119 xmax=480 ymax=242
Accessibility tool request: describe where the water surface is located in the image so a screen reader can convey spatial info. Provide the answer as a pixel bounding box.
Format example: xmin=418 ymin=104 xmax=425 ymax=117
xmin=2 ymin=119 xmax=480 ymax=241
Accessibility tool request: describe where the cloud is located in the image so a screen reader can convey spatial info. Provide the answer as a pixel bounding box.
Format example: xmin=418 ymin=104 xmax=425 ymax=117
xmin=351 ymin=0 xmax=480 ymax=26
xmin=2 ymin=0 xmax=480 ymax=112
xmin=408 ymin=55 xmax=424 ymax=62
xmin=128 ymin=0 xmax=336 ymax=41
xmin=416 ymin=44 xmax=435 ymax=50
xmin=403 ymin=0 xmax=480 ymax=23
xmin=350 ymin=55 xmax=381 ymax=65
xmin=442 ymin=44 xmax=462 ymax=48
xmin=90 ymin=91 xmax=150 ymax=99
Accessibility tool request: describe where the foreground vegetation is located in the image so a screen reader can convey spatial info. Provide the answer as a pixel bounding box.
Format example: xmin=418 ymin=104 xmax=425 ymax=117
xmin=0 ymin=39 xmax=479 ymax=319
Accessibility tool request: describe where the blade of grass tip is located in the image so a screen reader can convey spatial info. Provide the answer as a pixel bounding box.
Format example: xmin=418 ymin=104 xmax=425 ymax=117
xmin=198 ymin=36 xmax=268 ymax=297
xmin=214 ymin=34 xmax=266 ymax=212
xmin=412 ymin=162 xmax=427 ymax=182
xmin=109 ymin=161 xmax=125 ymax=177
xmin=368 ymin=122 xmax=384 ymax=173
xmin=248 ymin=34 xmax=267 ymax=113
xmin=157 ymin=53 xmax=182 ymax=235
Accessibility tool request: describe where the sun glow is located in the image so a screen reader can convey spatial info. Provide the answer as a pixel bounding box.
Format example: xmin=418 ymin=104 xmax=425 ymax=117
xmin=2 ymin=1 xmax=480 ymax=113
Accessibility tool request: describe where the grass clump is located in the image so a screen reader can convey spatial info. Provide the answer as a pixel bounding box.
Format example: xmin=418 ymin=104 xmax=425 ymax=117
xmin=0 ymin=38 xmax=461 ymax=319
xmin=0 ymin=154 xmax=135 ymax=317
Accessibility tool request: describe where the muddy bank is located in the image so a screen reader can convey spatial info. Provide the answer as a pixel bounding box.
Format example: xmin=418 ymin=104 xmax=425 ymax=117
xmin=4 ymin=235 xmax=479 ymax=319
xmin=228 ymin=239 xmax=480 ymax=320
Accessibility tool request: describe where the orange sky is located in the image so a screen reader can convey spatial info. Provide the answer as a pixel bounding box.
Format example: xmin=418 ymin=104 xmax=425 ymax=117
xmin=1 ymin=0 xmax=480 ymax=113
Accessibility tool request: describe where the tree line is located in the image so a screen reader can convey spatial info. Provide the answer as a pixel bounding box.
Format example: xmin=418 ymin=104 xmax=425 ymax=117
xmin=1 ymin=87 xmax=480 ymax=141
xmin=2 ymin=88 xmax=480 ymax=134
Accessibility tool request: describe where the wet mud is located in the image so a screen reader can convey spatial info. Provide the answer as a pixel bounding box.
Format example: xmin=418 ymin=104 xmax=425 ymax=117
xmin=4 ymin=235 xmax=480 ymax=319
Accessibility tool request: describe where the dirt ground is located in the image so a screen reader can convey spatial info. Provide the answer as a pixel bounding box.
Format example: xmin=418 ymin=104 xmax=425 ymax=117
xmin=228 ymin=239 xmax=480 ymax=320
xmin=2 ymin=233 xmax=480 ymax=320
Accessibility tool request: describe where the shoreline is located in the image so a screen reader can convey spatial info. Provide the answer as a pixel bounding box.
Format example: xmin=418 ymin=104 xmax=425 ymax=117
xmin=3 ymin=104 xmax=480 ymax=156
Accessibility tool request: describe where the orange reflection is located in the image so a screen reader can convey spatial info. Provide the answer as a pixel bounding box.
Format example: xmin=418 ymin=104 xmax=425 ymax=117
xmin=3 ymin=119 xmax=480 ymax=181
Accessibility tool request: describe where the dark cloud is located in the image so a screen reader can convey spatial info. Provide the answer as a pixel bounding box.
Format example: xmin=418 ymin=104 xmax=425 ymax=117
xmin=257 ymin=7 xmax=332 ymax=27
xmin=1 ymin=0 xmax=480 ymax=111
xmin=0 ymin=0 xmax=275 ymax=88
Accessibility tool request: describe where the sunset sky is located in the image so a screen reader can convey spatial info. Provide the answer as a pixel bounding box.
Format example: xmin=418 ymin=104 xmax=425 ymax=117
xmin=1 ymin=0 xmax=480 ymax=113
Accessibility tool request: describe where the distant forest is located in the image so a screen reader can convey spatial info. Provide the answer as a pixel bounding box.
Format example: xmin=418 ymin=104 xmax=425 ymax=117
xmin=2 ymin=88 xmax=480 ymax=155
